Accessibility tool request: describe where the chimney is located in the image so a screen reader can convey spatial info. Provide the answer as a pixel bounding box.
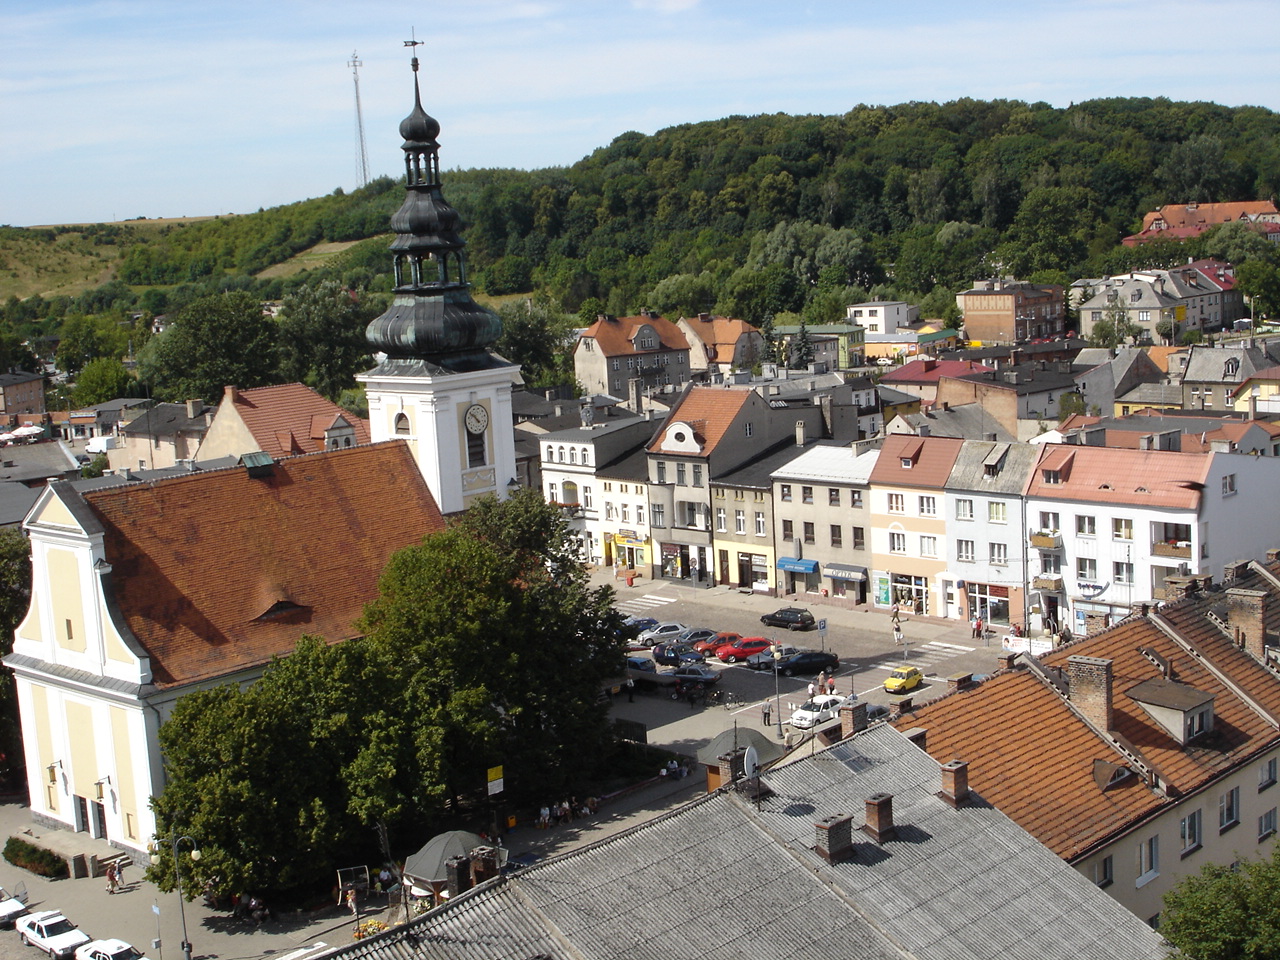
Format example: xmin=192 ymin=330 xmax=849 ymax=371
xmin=1224 ymin=560 xmax=1251 ymax=582
xmin=717 ymin=747 xmax=746 ymax=785
xmin=554 ymin=404 xmax=564 ymax=417
xmin=1227 ymin=587 xmax=1268 ymax=662
xmin=186 ymin=399 xmax=202 ymax=418
xmin=921 ymin=358 xmax=937 ymax=373
xmin=445 ymin=855 xmax=472 ymax=898
xmin=470 ymin=846 xmax=501 ymax=885
xmin=815 ymin=814 xmax=855 ymax=863
xmin=795 ymin=420 xmax=806 ymax=446
xmin=901 ymin=726 xmax=926 ymax=749
xmin=223 ymin=385 xmax=239 ymax=404
xmin=941 ymin=401 xmax=950 ymax=412
xmin=862 ymin=793 xmax=896 ymax=843
xmin=698 ymin=312 xmax=711 ymax=322
xmin=629 ymin=378 xmax=644 ymax=414
xmin=1266 ymin=548 xmax=1280 ymax=564
xmin=997 ymin=652 xmax=1017 ymax=670
xmin=1067 ymin=656 xmax=1113 ymax=732
xmin=1251 ymin=395 xmax=1258 ymax=420
xmin=1162 ymin=575 xmax=1200 ymax=599
xmin=939 ymin=759 xmax=970 ymax=808
xmin=947 ymin=673 xmax=973 ymax=694
xmin=840 ymin=700 xmax=869 ymax=739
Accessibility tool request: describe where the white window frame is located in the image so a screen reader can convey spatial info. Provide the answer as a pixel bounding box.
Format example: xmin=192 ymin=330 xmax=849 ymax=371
xmin=1136 ymin=835 xmax=1159 ymax=887
xmin=988 ymin=501 xmax=1007 ymax=523
xmin=889 ymin=532 xmax=906 ymax=554
xmin=1221 ymin=787 xmax=1241 ymax=831
xmin=957 ymin=539 xmax=975 ymax=563
xmin=1180 ymin=809 xmax=1202 ymax=854
xmin=956 ymin=498 xmax=974 ymax=521
xmin=888 ymin=493 xmax=904 ymax=513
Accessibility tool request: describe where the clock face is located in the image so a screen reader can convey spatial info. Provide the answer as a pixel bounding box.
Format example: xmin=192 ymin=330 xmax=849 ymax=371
xmin=464 ymin=403 xmax=489 ymax=435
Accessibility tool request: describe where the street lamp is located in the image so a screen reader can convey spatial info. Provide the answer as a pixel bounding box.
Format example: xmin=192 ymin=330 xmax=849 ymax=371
xmin=150 ymin=831 xmax=200 ymax=960
xmin=771 ymin=643 xmax=784 ymax=740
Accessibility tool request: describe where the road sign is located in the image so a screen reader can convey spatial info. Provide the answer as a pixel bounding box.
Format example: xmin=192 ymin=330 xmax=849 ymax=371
xmin=818 ymin=619 xmax=827 ymax=631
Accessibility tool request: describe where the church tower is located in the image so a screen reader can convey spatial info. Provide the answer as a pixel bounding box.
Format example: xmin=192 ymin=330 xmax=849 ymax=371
xmin=358 ymin=49 xmax=521 ymax=514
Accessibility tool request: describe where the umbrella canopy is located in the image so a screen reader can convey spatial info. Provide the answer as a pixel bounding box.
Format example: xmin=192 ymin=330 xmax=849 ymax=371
xmin=12 ymin=425 xmax=42 ymax=437
xmin=0 ymin=434 xmax=14 ymax=443
xmin=403 ymin=830 xmax=486 ymax=885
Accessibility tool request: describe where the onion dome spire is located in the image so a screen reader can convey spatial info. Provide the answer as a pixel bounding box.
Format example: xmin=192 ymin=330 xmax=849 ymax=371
xmin=364 ymin=48 xmax=502 ymax=368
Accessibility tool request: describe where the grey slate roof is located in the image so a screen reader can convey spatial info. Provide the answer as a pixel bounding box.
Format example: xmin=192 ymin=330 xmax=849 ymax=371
xmin=895 ymin=404 xmax=1016 ymax=442
xmin=714 ymin=440 xmax=833 ymax=489
xmin=946 ymin=440 xmax=1039 ymax=494
xmin=120 ymin=402 xmax=214 ymax=436
xmin=318 ymin=726 xmax=1167 ymax=960
xmin=1180 ymin=342 xmax=1278 ymax=385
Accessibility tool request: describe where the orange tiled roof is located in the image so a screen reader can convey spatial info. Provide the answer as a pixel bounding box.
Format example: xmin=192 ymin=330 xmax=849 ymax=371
xmin=1143 ymin=201 xmax=1278 ymax=231
xmin=646 ymin=386 xmax=753 ymax=456
xmin=1144 ymin=346 xmax=1185 ymax=374
xmin=867 ymin=433 xmax=962 ymax=488
xmin=222 ymin=383 xmax=372 ymax=458
xmin=580 ymin=314 xmax=689 ymax=357
xmin=1026 ymin=443 xmax=1208 ymax=508
xmin=681 ymin=315 xmax=757 ymax=360
xmin=895 ymin=668 xmax=1163 ymax=860
xmin=85 ymin=442 xmax=444 ymax=688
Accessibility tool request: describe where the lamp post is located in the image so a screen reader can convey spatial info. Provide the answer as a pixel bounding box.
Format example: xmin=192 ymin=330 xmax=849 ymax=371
xmin=150 ymin=831 xmax=200 ymax=960
xmin=771 ymin=643 xmax=784 ymax=739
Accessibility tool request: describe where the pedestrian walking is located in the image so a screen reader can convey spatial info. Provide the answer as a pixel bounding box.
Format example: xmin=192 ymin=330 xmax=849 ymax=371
xmin=762 ymin=701 xmax=772 ymax=726
xmin=971 ymin=615 xmax=982 ymax=639
xmin=893 ymin=625 xmax=904 ymax=645
xmin=807 ymin=680 xmax=816 ymax=698
xmin=826 ymin=675 xmax=836 ymax=696
xmin=625 ymin=677 xmax=635 ymax=702
xmin=890 ymin=601 xmax=901 ymax=624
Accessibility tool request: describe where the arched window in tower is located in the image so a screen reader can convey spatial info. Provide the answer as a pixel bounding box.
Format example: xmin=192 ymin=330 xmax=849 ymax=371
xmin=394 ymin=413 xmax=411 ymax=435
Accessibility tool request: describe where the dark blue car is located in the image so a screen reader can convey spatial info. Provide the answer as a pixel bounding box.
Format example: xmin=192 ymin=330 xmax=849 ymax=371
xmin=651 ymin=642 xmax=705 ymax=666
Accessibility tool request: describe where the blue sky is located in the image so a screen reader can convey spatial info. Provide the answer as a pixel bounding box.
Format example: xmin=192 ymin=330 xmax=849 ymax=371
xmin=4 ymin=0 xmax=1279 ymax=226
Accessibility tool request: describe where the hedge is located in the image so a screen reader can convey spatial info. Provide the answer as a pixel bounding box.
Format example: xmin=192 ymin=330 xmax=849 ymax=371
xmin=3 ymin=836 xmax=69 ymax=879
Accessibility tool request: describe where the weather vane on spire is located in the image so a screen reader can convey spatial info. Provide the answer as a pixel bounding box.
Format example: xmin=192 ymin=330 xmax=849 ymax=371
xmin=404 ymin=30 xmax=423 ymax=70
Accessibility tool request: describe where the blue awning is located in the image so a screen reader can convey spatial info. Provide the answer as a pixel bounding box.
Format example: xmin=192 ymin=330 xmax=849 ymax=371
xmin=823 ymin=563 xmax=868 ymax=581
xmin=776 ymin=557 xmax=819 ymax=574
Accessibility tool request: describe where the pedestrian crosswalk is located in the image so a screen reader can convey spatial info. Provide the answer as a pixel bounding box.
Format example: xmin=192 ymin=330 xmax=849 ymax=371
xmin=617 ymin=593 xmax=680 ymax=616
xmin=872 ymin=640 xmax=976 ymax=673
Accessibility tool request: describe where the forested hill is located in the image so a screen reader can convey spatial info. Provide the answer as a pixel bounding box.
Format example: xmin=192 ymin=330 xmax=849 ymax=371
xmin=6 ymin=96 xmax=1280 ymax=327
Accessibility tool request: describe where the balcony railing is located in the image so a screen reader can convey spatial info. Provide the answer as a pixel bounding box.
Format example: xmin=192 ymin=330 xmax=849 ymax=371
xmin=1032 ymin=575 xmax=1064 ymax=591
xmin=1029 ymin=532 xmax=1062 ymax=549
xmin=1152 ymin=541 xmax=1192 ymax=559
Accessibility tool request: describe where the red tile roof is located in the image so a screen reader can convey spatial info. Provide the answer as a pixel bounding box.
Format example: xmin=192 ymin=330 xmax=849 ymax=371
xmin=646 ymin=386 xmax=753 ymax=456
xmin=85 ymin=442 xmax=444 ymax=687
xmin=879 ymin=359 xmax=992 ymax=385
xmin=1026 ymin=444 xmax=1209 ymax=508
xmin=681 ymin=315 xmax=757 ymax=361
xmin=580 ymin=314 xmax=689 ymax=357
xmin=220 ymin=383 xmax=372 ymax=458
xmin=868 ymin=434 xmax=963 ymax=488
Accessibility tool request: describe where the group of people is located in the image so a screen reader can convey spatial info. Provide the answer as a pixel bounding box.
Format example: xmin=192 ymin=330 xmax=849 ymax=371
xmin=807 ymin=672 xmax=838 ymax=699
xmin=537 ymin=797 xmax=597 ymax=828
xmin=103 ymin=860 xmax=126 ymax=894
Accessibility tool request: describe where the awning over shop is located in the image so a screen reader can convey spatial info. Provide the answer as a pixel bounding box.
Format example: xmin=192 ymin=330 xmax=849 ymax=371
xmin=823 ymin=563 xmax=868 ymax=581
xmin=776 ymin=557 xmax=818 ymax=574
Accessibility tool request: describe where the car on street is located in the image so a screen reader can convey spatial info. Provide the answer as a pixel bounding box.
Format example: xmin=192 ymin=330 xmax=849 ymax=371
xmin=760 ymin=607 xmax=816 ymax=630
xmin=680 ymin=628 xmax=720 ymax=647
xmin=0 ymin=883 xmax=28 ymax=927
xmin=636 ymin=622 xmax=689 ymax=646
xmin=75 ymin=941 xmax=148 ymax=960
xmin=651 ymin=642 xmax=705 ymax=666
xmin=774 ymin=650 xmax=839 ymax=676
xmin=867 ymin=704 xmax=890 ymax=723
xmin=789 ymin=694 xmax=850 ymax=729
xmin=714 ymin=636 xmax=774 ymax=663
xmin=745 ymin=644 xmax=803 ymax=669
xmin=884 ymin=665 xmax=924 ymax=694
xmin=689 ymin=631 xmax=736 ymax=654
xmin=17 ymin=911 xmax=91 ymax=959
xmin=663 ymin=663 xmax=721 ymax=685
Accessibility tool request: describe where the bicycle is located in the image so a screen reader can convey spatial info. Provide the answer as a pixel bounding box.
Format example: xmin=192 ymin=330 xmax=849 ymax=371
xmin=718 ymin=690 xmax=740 ymax=710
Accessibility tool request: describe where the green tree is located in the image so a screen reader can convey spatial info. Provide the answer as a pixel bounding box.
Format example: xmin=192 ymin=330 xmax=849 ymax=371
xmin=137 ymin=291 xmax=279 ymax=401
xmin=80 ymin=454 xmax=108 ymax=479
xmin=1162 ymin=846 xmax=1280 ymax=960
xmin=495 ymin=297 xmax=575 ymax=388
xmin=72 ymin=357 xmax=133 ymax=407
xmin=1089 ymin=301 xmax=1142 ymax=349
xmin=276 ymin=281 xmax=373 ymax=399
xmin=1237 ymin=260 xmax=1280 ymax=319
xmin=54 ymin=316 xmax=105 ymax=376
xmin=788 ymin=323 xmax=815 ymax=369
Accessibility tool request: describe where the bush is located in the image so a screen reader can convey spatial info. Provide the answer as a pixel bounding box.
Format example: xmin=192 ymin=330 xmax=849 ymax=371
xmin=3 ymin=836 xmax=69 ymax=879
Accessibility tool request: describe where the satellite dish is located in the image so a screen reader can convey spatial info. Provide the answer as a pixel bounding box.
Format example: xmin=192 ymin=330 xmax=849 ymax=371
xmin=743 ymin=744 xmax=760 ymax=780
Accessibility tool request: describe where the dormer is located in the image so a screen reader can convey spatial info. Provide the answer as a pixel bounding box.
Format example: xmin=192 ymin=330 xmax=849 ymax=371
xmin=631 ymin=323 xmax=660 ymax=352
xmin=1125 ymin=678 xmax=1215 ymax=745
xmin=656 ymin=420 xmax=702 ymax=455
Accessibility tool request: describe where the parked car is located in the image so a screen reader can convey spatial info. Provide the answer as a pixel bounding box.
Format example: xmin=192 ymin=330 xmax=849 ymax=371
xmin=714 ymin=636 xmax=774 ymax=663
xmin=623 ymin=616 xmax=658 ymax=632
xmin=626 ymin=656 xmax=657 ymax=674
xmin=17 ymin=911 xmax=91 ymax=959
xmin=636 ymin=622 xmax=689 ymax=647
xmin=789 ymin=694 xmax=850 ymax=729
xmin=745 ymin=644 xmax=803 ymax=670
xmin=693 ymin=631 xmax=740 ymax=655
xmin=884 ymin=665 xmax=923 ymax=694
xmin=867 ymin=704 xmax=890 ymax=723
xmin=651 ymin=642 xmax=705 ymax=666
xmin=0 ymin=883 xmax=28 ymax=927
xmin=680 ymin=628 xmax=720 ymax=648
xmin=774 ymin=650 xmax=839 ymax=676
xmin=760 ymin=607 xmax=816 ymax=631
xmin=75 ymin=941 xmax=148 ymax=960
xmin=663 ymin=663 xmax=721 ymax=686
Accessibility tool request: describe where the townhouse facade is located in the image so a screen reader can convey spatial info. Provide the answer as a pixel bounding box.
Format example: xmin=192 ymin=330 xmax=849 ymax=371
xmin=573 ymin=312 xmax=692 ymax=407
xmin=674 ymin=313 xmax=764 ymax=376
xmin=956 ymin=279 xmax=1066 ymax=345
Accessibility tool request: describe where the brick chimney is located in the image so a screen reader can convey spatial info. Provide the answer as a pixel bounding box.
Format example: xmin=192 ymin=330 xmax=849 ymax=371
xmin=815 ymin=814 xmax=854 ymax=863
xmin=947 ymin=673 xmax=973 ymax=694
xmin=470 ymin=846 xmax=500 ymax=885
xmin=1266 ymin=548 xmax=1280 ymax=564
xmin=890 ymin=697 xmax=914 ymax=720
xmin=444 ymin=855 xmax=472 ymax=898
xmin=1224 ymin=560 xmax=1251 ymax=582
xmin=185 ymin=398 xmax=203 ymax=418
xmin=1067 ymin=656 xmax=1113 ymax=731
xmin=840 ymin=700 xmax=869 ymax=739
xmin=997 ymin=652 xmax=1018 ymax=670
xmin=1227 ymin=587 xmax=1268 ymax=662
xmin=862 ymin=793 xmax=896 ymax=843
xmin=939 ymin=760 xmax=970 ymax=808
xmin=717 ymin=747 xmax=746 ymax=785
xmin=223 ymin=385 xmax=240 ymax=404
xmin=1162 ymin=575 xmax=1200 ymax=599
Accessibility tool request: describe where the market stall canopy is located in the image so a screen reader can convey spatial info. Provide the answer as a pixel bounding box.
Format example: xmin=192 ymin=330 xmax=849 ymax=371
xmin=403 ymin=830 xmax=487 ymax=885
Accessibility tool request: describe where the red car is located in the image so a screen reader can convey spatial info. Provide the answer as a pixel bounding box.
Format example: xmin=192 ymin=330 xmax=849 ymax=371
xmin=693 ymin=631 xmax=741 ymax=655
xmin=715 ymin=636 xmax=773 ymax=664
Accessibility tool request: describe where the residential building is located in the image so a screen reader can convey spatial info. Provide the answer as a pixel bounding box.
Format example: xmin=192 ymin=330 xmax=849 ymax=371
xmin=1057 ymin=410 xmax=1280 ymax=457
xmin=877 ymin=358 xmax=993 ymax=406
xmin=595 ymin=449 xmax=653 ymax=577
xmin=311 ymin=722 xmax=1167 ymax=960
xmin=773 ymin=321 xmax=867 ymax=369
xmin=195 ymin=383 xmax=372 ymax=461
xmin=109 ymin=400 xmax=214 ymax=471
xmin=1180 ymin=341 xmax=1279 ymax=412
xmin=846 ymin=300 xmax=918 ymax=332
xmin=956 ymin=279 xmax=1066 ymax=345
xmin=943 ymin=440 xmax=1039 ymax=627
xmin=886 ymin=403 xmax=1016 ymax=443
xmin=0 ymin=372 xmax=45 ymax=416
xmin=1123 ymin=200 xmax=1280 ymax=245
xmin=769 ymin=444 xmax=879 ymax=603
xmin=935 ymin=361 xmax=1083 ymax=436
xmin=573 ymin=312 xmax=692 ymax=406
xmin=898 ymin=559 xmax=1280 ymax=925
xmin=1231 ymin=364 xmax=1280 ymax=415
xmin=5 ymin=442 xmax=445 ymax=854
xmin=867 ymin=434 xmax=963 ymax=615
xmin=674 ymin=313 xmax=763 ymax=375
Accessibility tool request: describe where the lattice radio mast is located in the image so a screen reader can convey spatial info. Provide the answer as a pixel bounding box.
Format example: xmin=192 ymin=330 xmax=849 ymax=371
xmin=349 ymin=51 xmax=370 ymax=188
